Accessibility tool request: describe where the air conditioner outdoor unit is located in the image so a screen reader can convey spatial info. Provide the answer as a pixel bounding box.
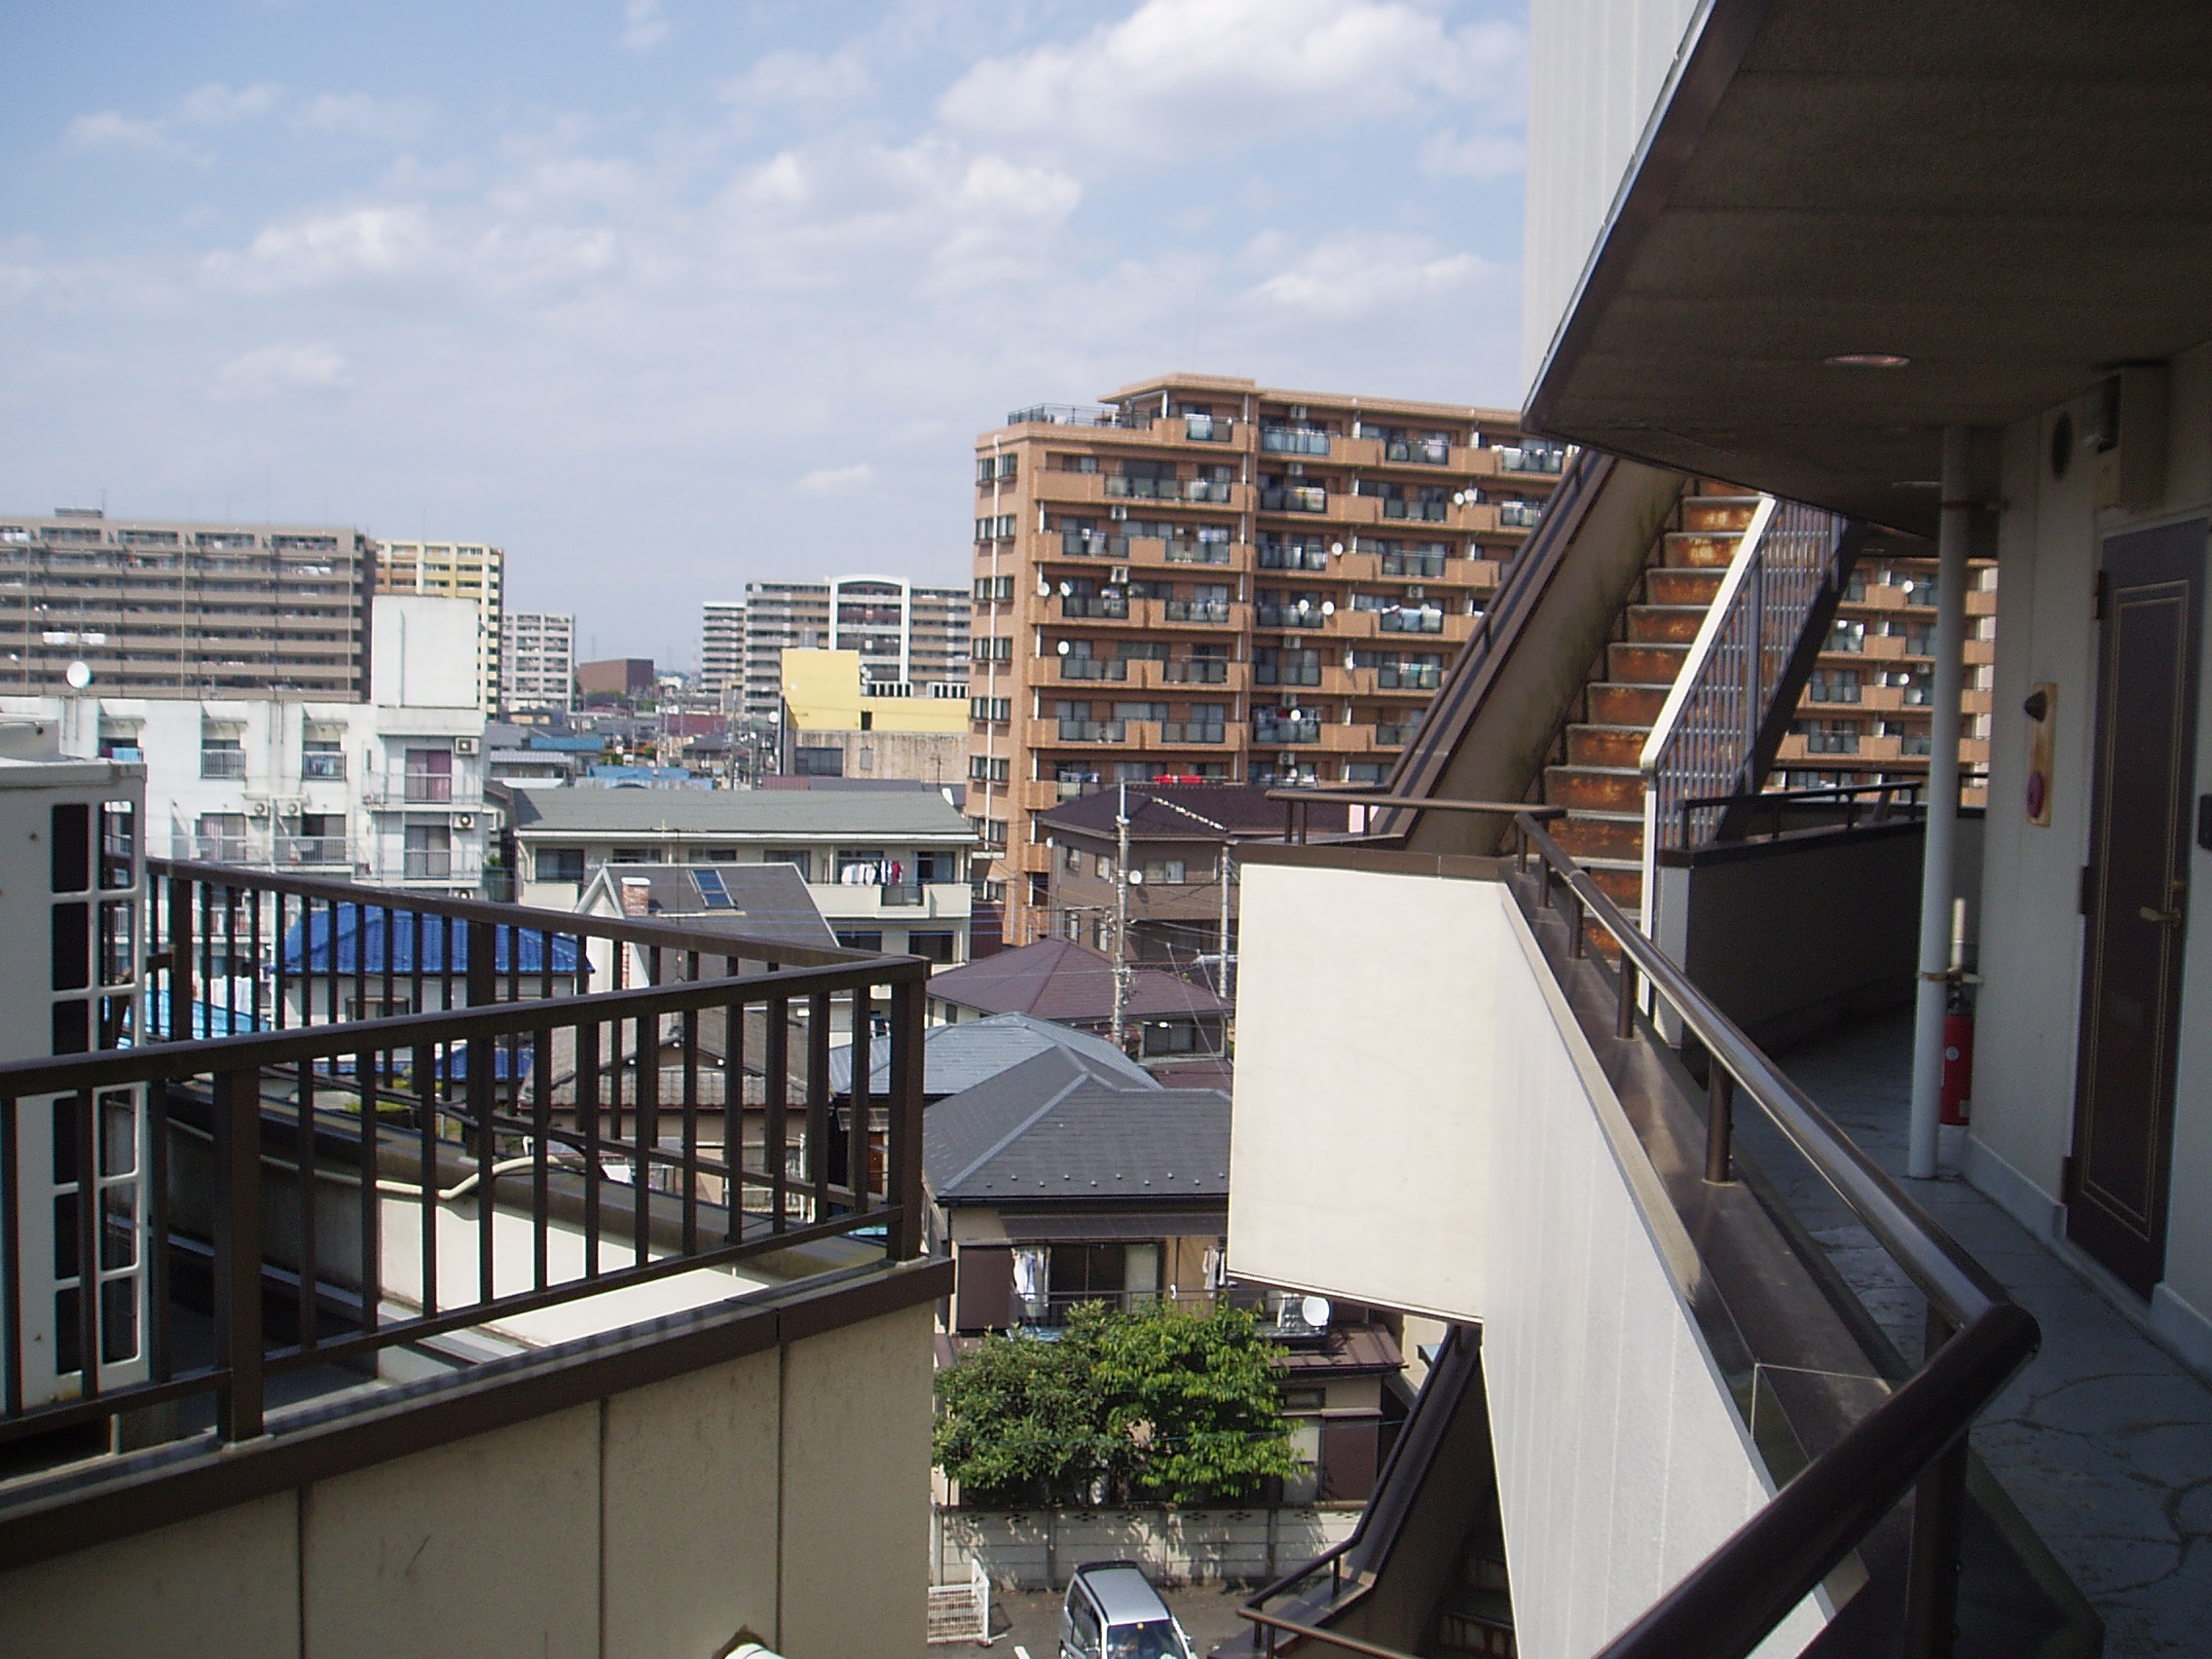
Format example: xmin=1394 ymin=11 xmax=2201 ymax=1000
xmin=1290 ymin=405 xmax=1309 ymax=420
xmin=455 ymin=813 xmax=475 ymax=830
xmin=1109 ymin=505 xmax=1128 ymax=521
xmin=455 ymin=736 xmax=480 ymax=756
xmin=247 ymin=800 xmax=270 ymax=819
xmin=1111 ymin=567 xmax=1130 ymax=585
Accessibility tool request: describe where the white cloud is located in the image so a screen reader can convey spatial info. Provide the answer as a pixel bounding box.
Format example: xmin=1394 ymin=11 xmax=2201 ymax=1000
xmin=618 ymin=0 xmax=668 ymax=53
xmin=794 ymin=462 xmax=874 ymax=496
xmin=1243 ymin=232 xmax=1502 ymax=322
xmin=293 ymin=92 xmax=435 ymax=144
xmin=179 ymin=82 xmax=285 ymax=128
xmin=203 ymin=205 xmax=438 ymax=292
xmin=939 ymin=0 xmax=1522 ymax=168
xmin=1419 ymin=129 xmax=1522 ymax=180
xmin=719 ymin=49 xmax=873 ymax=112
xmin=210 ymin=343 xmax=351 ymax=401
xmin=62 ymin=111 xmax=173 ymax=154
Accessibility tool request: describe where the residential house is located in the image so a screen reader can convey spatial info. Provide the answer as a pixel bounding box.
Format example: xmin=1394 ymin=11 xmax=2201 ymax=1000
xmin=920 ymin=936 xmax=1232 ymax=1061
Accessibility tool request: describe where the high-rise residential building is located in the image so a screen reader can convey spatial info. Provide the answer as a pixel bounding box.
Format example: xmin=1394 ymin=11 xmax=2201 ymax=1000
xmin=700 ymin=601 xmax=746 ymax=701
xmin=374 ymin=539 xmax=505 ymax=714
xmin=500 ymin=609 xmax=575 ymax=716
xmin=967 ymin=373 xmax=1561 ymax=943
xmin=0 ymin=509 xmax=372 ymax=699
xmin=740 ymin=576 xmax=971 ymax=720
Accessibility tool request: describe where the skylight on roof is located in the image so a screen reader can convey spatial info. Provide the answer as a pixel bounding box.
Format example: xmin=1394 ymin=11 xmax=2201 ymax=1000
xmin=694 ymin=868 xmax=734 ymax=908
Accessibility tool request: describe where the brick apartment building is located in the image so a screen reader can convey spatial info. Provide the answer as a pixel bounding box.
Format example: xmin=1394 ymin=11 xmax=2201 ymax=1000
xmin=966 ymin=373 xmax=1561 ymax=943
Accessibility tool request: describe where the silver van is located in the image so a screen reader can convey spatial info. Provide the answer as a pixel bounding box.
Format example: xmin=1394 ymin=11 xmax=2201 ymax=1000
xmin=1058 ymin=1562 xmax=1196 ymax=1659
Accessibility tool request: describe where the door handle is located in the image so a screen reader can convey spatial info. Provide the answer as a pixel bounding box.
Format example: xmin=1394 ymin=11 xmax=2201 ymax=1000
xmin=2140 ymin=905 xmax=2185 ymax=925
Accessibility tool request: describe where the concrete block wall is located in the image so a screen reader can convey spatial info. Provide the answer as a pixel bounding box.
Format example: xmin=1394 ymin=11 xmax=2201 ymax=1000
xmin=932 ymin=1503 xmax=1361 ymax=1591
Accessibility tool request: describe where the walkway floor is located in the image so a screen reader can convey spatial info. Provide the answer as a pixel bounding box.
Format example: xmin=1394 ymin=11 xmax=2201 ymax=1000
xmin=1765 ymin=1010 xmax=2212 ymax=1659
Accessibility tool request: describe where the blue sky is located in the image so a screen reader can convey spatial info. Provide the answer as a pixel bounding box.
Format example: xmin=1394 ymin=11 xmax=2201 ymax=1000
xmin=0 ymin=0 xmax=1529 ymax=665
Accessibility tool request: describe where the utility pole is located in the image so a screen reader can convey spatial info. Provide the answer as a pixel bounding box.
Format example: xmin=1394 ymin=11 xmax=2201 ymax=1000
xmin=1218 ymin=841 xmax=1235 ymax=1000
xmin=1111 ymin=783 xmax=1131 ymax=1053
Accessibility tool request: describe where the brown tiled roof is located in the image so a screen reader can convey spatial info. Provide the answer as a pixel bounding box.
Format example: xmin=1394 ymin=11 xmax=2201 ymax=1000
xmin=924 ymin=937 xmax=1232 ymax=1023
xmin=1035 ymin=783 xmax=1350 ymax=842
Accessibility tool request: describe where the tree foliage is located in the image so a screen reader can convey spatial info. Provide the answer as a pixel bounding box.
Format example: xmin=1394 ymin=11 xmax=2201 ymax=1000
xmin=935 ymin=1302 xmax=1296 ymax=1507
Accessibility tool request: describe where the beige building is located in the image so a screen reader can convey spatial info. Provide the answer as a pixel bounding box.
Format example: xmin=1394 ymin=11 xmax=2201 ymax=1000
xmin=968 ymin=373 xmax=1560 ymax=942
xmin=375 ymin=539 xmax=505 ymax=715
xmin=742 ymin=576 xmax=971 ymax=720
xmin=0 ymin=509 xmax=372 ymax=700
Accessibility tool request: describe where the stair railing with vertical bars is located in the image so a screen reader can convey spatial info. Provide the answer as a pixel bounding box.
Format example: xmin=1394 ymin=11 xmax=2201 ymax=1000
xmin=1637 ymin=498 xmax=1860 ymax=928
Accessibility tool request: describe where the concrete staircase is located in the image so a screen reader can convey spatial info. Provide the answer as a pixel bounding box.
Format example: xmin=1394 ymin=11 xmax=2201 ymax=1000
xmin=1537 ymin=490 xmax=1763 ymax=918
xmin=1429 ymin=1512 xmax=1516 ymax=1657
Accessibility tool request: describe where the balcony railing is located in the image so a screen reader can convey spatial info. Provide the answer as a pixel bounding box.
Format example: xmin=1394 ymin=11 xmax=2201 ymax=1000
xmin=1180 ymin=414 xmax=1234 ymax=443
xmin=1378 ymin=607 xmax=1444 ymax=634
xmin=1254 ymin=719 xmax=1321 ymax=745
xmin=1062 ymin=531 xmax=1129 ymax=559
xmin=1255 ymin=663 xmax=1321 ymax=687
xmin=1158 ymin=723 xmax=1226 ymax=745
xmin=1256 ymin=603 xmax=1328 ymax=629
xmin=402 ymin=772 xmax=454 ymax=803
xmin=302 ymin=751 xmax=346 ymax=780
xmin=1380 ymin=552 xmax=1447 ymax=578
xmin=1057 ymin=719 xmax=1125 ymax=743
xmin=1163 ymin=659 xmax=1231 ymax=683
xmin=278 ymin=835 xmax=351 ymax=866
xmin=1374 ymin=666 xmax=1440 ymax=690
xmin=0 ymin=860 xmax=926 ymax=1469
xmin=1162 ymin=600 xmax=1231 ymax=624
xmin=1260 ymin=487 xmax=1328 ymax=514
xmin=1258 ymin=545 xmax=1332 ymax=571
xmin=878 ymin=881 xmax=926 ymax=906
xmin=1163 ymin=539 xmax=1234 ymax=565
xmin=1008 ymin=402 xmax=1129 ymax=428
xmin=1373 ymin=724 xmax=1418 ymax=747
xmin=200 ymin=750 xmax=245 ymax=779
xmin=1384 ymin=437 xmax=1453 ymax=465
xmin=1261 ymin=428 xmax=1331 ymax=457
xmin=1495 ymin=444 xmax=1567 ymax=474
xmin=1060 ymin=595 xmax=1128 ymax=620
xmin=403 ymin=848 xmax=455 ymax=879
xmin=1059 ymin=657 xmax=1128 ymax=681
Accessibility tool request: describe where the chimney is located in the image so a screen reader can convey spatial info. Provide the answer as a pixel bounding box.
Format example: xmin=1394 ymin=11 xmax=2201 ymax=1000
xmin=619 ymin=877 xmax=652 ymax=917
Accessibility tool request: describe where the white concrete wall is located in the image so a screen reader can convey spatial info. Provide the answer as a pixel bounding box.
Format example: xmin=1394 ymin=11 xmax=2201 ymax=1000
xmin=1482 ymin=903 xmax=1824 ymax=1659
xmin=1524 ymin=0 xmax=1709 ymax=398
xmin=933 ymin=1503 xmax=1361 ymax=1590
xmin=1971 ymin=340 xmax=2212 ymax=1369
xmin=373 ymin=593 xmax=482 ymax=711
xmin=0 ymin=1300 xmax=937 ymax=1659
xmin=1228 ymin=861 xmax=1506 ymax=1321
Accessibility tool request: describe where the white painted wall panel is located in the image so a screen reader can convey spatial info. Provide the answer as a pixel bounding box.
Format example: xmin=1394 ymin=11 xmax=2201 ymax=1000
xmin=1227 ymin=862 xmax=1507 ymax=1321
xmin=1524 ymin=0 xmax=1710 ymax=401
xmin=1483 ymin=902 xmax=1825 ymax=1659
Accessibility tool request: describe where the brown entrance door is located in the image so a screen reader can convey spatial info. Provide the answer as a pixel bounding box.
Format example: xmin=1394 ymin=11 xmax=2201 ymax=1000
xmin=2068 ymin=518 xmax=2204 ymax=1295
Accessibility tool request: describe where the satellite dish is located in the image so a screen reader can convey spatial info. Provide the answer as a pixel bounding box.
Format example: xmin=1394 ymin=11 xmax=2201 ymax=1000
xmin=1321 ymin=601 xmax=1336 ymax=616
xmin=64 ymin=661 xmax=92 ymax=690
xmin=1454 ymin=492 xmax=1468 ymax=506
xmin=1128 ymin=869 xmax=1144 ymax=885
xmin=1059 ymin=580 xmax=1074 ymax=596
xmin=1330 ymin=541 xmax=1345 ymax=556
xmin=1055 ymin=640 xmax=1070 ymax=656
xmin=1300 ymin=1296 xmax=1332 ymax=1328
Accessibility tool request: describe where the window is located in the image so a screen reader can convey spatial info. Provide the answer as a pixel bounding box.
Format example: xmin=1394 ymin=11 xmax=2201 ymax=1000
xmin=909 ymin=931 xmax=957 ymax=964
xmin=1142 ymin=1020 xmax=1201 ymax=1056
xmin=972 ymin=636 xmax=1012 ymax=662
xmin=970 ymin=756 xmax=1010 ymax=783
xmin=970 ymin=696 xmax=1012 ymax=722
xmin=1139 ymin=859 xmax=1187 ymax=884
xmin=763 ymin=849 xmax=812 ymax=880
xmin=404 ymin=747 xmax=454 ymax=802
xmin=403 ymin=823 xmax=452 ymax=880
xmin=1063 ymin=841 xmax=1082 ymax=871
xmin=834 ymin=930 xmax=884 ymax=952
xmin=610 ymin=847 xmax=650 ymax=864
xmin=302 ymin=738 xmax=345 ymax=779
xmin=1807 ymin=668 xmax=1861 ymax=704
xmin=973 ymin=575 xmax=1014 ymax=603
xmin=200 ymin=733 xmax=245 ymax=779
xmin=196 ymin=812 xmax=247 ymax=859
xmin=537 ymin=847 xmax=586 ymax=883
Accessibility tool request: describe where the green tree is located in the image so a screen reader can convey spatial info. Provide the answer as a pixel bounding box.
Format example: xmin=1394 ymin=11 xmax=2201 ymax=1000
xmin=1094 ymin=1302 xmax=1298 ymax=1506
xmin=934 ymin=1301 xmax=1296 ymax=1508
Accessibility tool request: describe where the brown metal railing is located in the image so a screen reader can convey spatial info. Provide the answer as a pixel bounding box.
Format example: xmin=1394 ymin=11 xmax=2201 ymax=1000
xmin=1236 ymin=801 xmax=2039 ymax=1659
xmin=2 ymin=862 xmax=925 ymax=1453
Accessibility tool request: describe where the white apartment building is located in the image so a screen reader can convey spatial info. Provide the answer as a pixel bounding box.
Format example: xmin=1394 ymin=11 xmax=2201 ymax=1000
xmin=375 ymin=539 xmax=504 ymax=715
xmin=2 ymin=595 xmax=490 ymax=896
xmin=700 ymin=601 xmax=745 ymax=702
xmin=500 ymin=608 xmax=575 ymax=716
xmin=740 ymin=576 xmax=969 ymax=720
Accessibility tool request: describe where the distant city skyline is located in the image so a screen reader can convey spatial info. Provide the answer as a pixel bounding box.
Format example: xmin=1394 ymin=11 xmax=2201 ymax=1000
xmin=0 ymin=1 xmax=1530 ymax=657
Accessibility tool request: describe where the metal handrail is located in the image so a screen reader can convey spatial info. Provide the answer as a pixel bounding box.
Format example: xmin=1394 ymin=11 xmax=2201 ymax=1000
xmin=1236 ymin=816 xmax=2039 ymax=1659
xmin=1266 ymin=789 xmax=1563 ymax=846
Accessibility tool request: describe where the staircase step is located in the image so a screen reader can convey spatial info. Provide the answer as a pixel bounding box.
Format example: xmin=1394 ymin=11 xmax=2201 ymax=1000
xmin=1662 ymin=532 xmax=1743 ymax=569
xmin=1546 ymin=811 xmax=1643 ymax=864
xmin=1581 ymin=862 xmax=1643 ymax=909
xmin=1682 ymin=498 xmax=1760 ymax=532
xmin=1588 ymin=682 xmax=1669 ymax=725
xmin=1606 ymin=641 xmax=1690 ymax=686
xmin=1436 ymin=1588 xmax=1517 ymax=1657
xmin=1565 ymin=724 xmax=1647 ymax=767
xmin=1545 ymin=764 xmax=1642 ymax=813
xmin=1624 ymin=604 xmax=1710 ymax=645
xmin=1646 ymin=567 xmax=1727 ymax=607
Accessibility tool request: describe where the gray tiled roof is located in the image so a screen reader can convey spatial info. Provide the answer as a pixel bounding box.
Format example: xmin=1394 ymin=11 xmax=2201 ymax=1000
xmin=511 ymin=786 xmax=974 ymax=839
xmin=588 ymin=863 xmax=836 ymax=949
xmin=925 ymin=1047 xmax=1230 ymax=1203
xmin=830 ymin=1011 xmax=1155 ymax=1097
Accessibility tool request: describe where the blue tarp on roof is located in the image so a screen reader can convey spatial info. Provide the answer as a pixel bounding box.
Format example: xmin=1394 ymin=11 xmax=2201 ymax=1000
xmin=146 ymin=986 xmax=270 ymax=1040
xmin=528 ymin=734 xmax=605 ymax=752
xmin=282 ymin=905 xmax=586 ymax=976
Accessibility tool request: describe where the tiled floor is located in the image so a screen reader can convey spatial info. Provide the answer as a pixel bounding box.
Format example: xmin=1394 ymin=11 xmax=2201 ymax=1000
xmin=1765 ymin=1010 xmax=2212 ymax=1659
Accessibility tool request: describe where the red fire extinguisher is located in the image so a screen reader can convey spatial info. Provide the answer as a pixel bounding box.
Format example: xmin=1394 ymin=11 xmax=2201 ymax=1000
xmin=1939 ymin=977 xmax=1974 ymax=1126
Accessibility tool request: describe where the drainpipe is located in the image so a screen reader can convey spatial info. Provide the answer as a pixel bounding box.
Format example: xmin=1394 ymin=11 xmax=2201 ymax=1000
xmin=1907 ymin=426 xmax=1972 ymax=1180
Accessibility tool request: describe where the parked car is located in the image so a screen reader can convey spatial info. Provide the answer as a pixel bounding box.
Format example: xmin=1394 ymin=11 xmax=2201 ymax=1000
xmin=1059 ymin=1563 xmax=1196 ymax=1659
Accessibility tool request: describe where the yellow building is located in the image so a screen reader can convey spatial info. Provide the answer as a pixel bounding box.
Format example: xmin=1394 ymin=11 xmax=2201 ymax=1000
xmin=781 ymin=648 xmax=969 ymax=787
xmin=375 ymin=540 xmax=505 ymax=715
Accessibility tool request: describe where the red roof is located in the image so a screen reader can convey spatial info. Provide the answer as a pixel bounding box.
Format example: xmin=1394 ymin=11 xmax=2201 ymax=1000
xmin=925 ymin=937 xmax=1232 ymax=1023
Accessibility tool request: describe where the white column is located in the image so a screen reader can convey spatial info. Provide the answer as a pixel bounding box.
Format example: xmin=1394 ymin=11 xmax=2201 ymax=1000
xmin=1907 ymin=426 xmax=1972 ymax=1179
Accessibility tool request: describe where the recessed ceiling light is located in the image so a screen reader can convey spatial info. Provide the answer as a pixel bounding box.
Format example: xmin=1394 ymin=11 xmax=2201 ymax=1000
xmin=1826 ymin=352 xmax=1911 ymax=369
xmin=1891 ymin=480 xmax=1942 ymax=490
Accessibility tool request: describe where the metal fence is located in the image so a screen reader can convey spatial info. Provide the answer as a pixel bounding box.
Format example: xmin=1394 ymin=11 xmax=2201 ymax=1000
xmin=1 ymin=860 xmax=926 ymax=1451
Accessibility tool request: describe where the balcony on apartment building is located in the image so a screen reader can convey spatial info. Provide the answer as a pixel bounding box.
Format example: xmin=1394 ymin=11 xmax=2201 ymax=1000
xmin=0 ymin=856 xmax=944 ymax=1654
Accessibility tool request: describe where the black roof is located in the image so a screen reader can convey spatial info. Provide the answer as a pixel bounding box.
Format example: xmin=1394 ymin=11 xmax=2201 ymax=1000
xmin=924 ymin=1046 xmax=1229 ymax=1205
xmin=1034 ymin=783 xmax=1349 ymax=843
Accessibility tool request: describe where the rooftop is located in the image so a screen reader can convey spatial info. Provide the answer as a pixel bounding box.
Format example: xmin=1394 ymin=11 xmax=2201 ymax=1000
xmin=924 ymin=1045 xmax=1229 ymax=1205
xmin=509 ymin=784 xmax=975 ymax=840
xmin=924 ymin=938 xmax=1233 ymax=1024
xmin=829 ymin=1010 xmax=1154 ymax=1098
xmin=583 ymin=863 xmax=836 ymax=950
xmin=1035 ymin=784 xmax=1346 ymax=843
